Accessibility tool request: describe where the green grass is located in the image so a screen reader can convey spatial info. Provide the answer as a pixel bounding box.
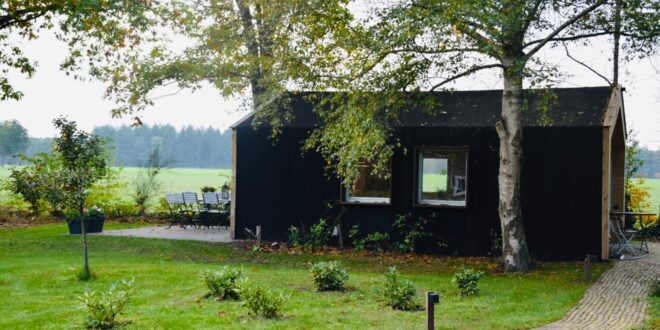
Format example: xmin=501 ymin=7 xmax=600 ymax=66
xmin=643 ymin=295 xmax=660 ymax=330
xmin=0 ymin=224 xmax=608 ymax=329
xmin=635 ymin=178 xmax=660 ymax=212
xmin=117 ymin=167 xmax=231 ymax=193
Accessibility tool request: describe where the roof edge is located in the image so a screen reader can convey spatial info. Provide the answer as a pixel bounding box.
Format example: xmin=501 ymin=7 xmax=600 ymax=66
xmin=230 ymin=112 xmax=254 ymax=129
xmin=602 ymin=85 xmax=626 ymax=130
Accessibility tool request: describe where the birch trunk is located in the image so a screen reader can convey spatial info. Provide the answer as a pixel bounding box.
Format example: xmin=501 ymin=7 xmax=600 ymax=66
xmin=496 ymin=61 xmax=532 ymax=272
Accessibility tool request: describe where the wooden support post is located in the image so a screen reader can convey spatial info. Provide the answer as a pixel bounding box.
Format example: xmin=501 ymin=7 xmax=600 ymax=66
xmin=426 ymin=291 xmax=439 ymax=330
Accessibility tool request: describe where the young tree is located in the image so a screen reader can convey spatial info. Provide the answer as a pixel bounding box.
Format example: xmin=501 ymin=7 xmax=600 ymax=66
xmin=53 ymin=118 xmax=108 ymax=280
xmin=133 ymin=144 xmax=170 ymax=215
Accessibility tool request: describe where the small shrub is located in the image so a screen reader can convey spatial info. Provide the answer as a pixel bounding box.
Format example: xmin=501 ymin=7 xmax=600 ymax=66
xmin=78 ymin=277 xmax=134 ymax=329
xmin=287 ymin=218 xmax=334 ymax=249
xmin=201 ymin=186 xmax=216 ymax=193
xmin=393 ymin=213 xmax=434 ymax=253
xmin=353 ymin=231 xmax=390 ymax=251
xmin=309 ymin=218 xmax=332 ymax=248
xmin=382 ymin=267 xmax=420 ymax=311
xmin=287 ymin=225 xmax=307 ymax=247
xmin=309 ymin=261 xmax=349 ymax=291
xmin=201 ymin=267 xmax=243 ymax=300
xmin=452 ymin=267 xmax=485 ymax=296
xmin=237 ymin=279 xmax=290 ymax=319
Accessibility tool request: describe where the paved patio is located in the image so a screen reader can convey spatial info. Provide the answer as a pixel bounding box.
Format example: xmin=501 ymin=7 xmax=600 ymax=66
xmin=538 ymin=242 xmax=660 ymax=330
xmin=95 ymin=226 xmax=233 ymax=243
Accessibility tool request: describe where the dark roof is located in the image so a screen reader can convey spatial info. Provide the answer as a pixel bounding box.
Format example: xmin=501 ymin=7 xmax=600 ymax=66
xmin=233 ymin=87 xmax=614 ymax=129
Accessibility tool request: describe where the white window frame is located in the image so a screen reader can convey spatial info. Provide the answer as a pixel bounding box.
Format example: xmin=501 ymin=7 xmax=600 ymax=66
xmin=416 ymin=147 xmax=468 ymax=207
xmin=343 ymin=162 xmax=392 ymax=205
xmin=344 ymin=194 xmax=390 ymax=204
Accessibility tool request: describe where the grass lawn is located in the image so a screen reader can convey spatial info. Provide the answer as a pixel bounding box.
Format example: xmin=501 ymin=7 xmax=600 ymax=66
xmin=0 ymin=224 xmax=609 ymax=329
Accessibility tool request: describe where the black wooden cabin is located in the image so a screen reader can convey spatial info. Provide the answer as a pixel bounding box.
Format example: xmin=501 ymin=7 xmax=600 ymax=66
xmin=229 ymin=86 xmax=626 ymax=260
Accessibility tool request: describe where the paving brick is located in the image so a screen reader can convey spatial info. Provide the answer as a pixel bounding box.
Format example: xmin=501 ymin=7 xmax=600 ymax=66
xmin=538 ymin=243 xmax=660 ymax=330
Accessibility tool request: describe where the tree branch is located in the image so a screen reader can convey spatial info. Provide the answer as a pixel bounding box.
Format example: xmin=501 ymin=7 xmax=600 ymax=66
xmin=429 ymin=63 xmax=502 ymax=91
xmin=562 ymin=42 xmax=611 ymax=85
xmin=524 ymin=31 xmax=610 ymax=47
xmin=524 ymin=0 xmax=607 ymax=60
xmin=455 ymin=24 xmax=500 ymax=59
xmin=355 ymin=46 xmax=481 ymax=80
xmin=522 ymin=0 xmax=544 ymax=33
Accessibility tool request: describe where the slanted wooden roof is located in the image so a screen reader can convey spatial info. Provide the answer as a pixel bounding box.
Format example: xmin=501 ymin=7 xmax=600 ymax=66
xmin=232 ymin=87 xmax=619 ymax=129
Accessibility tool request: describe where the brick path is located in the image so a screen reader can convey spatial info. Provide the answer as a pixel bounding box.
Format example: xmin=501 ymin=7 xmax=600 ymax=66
xmin=538 ymin=243 xmax=660 ymax=330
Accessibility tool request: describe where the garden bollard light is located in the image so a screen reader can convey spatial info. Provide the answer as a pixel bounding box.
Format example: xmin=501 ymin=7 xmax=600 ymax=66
xmin=426 ymin=291 xmax=440 ymax=330
xmin=584 ymin=254 xmax=596 ymax=282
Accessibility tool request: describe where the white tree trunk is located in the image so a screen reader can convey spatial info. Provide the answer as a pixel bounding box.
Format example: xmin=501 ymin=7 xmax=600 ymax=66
xmin=496 ymin=62 xmax=532 ymax=272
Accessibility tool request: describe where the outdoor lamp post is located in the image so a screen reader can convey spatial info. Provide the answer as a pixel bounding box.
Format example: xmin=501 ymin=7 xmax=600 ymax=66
xmin=221 ymin=182 xmax=230 ymax=200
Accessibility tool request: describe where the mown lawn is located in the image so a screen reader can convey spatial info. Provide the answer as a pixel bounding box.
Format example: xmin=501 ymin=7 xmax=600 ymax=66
xmin=0 ymin=223 xmax=609 ymax=329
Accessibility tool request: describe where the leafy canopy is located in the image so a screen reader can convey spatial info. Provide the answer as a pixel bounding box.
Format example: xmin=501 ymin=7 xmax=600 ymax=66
xmin=0 ymin=0 xmax=167 ymax=101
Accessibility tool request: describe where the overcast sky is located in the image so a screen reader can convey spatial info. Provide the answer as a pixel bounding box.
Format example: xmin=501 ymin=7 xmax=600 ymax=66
xmin=1 ymin=26 xmax=659 ymax=149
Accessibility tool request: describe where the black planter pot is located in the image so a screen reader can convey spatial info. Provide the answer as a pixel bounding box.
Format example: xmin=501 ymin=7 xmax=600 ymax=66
xmin=67 ymin=215 xmax=105 ymax=234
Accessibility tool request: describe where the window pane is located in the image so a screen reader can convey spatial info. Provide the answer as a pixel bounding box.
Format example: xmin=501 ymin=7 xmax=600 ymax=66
xmin=418 ymin=148 xmax=467 ymax=206
xmin=346 ymin=163 xmax=391 ymax=203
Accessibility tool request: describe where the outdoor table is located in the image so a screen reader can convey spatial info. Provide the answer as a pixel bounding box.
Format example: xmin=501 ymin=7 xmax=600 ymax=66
xmin=609 ymin=211 xmax=656 ymax=254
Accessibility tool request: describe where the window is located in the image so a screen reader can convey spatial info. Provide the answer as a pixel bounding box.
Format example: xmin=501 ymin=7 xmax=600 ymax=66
xmin=344 ymin=162 xmax=391 ymax=204
xmin=417 ymin=147 xmax=467 ymax=206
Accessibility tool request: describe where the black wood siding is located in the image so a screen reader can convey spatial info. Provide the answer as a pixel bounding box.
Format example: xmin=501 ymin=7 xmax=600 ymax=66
xmin=234 ymin=124 xmax=603 ymax=260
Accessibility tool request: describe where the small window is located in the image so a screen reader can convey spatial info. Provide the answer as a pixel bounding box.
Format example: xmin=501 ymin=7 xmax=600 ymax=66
xmin=344 ymin=162 xmax=391 ymax=204
xmin=417 ymin=147 xmax=467 ymax=207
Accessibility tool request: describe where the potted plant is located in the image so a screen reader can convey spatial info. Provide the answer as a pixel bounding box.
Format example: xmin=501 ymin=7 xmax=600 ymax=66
xmin=66 ymin=206 xmax=106 ymax=234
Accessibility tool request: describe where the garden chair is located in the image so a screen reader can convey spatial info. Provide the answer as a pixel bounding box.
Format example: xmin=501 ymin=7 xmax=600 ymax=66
xmin=200 ymin=192 xmax=222 ymax=228
xmin=609 ymin=215 xmax=638 ymax=257
xmin=182 ymin=192 xmax=202 ymax=228
xmin=165 ymin=193 xmax=187 ymax=228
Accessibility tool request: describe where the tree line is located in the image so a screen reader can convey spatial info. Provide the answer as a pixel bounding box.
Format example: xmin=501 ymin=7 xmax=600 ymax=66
xmin=92 ymin=125 xmax=232 ymax=169
xmin=638 ymin=148 xmax=660 ymax=179
xmin=1 ymin=121 xmax=232 ymax=169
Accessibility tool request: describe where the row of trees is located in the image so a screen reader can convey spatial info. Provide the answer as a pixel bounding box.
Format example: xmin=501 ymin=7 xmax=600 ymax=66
xmin=1 ymin=122 xmax=233 ymax=169
xmin=637 ymin=148 xmax=660 ymax=179
xmin=92 ymin=125 xmax=231 ymax=168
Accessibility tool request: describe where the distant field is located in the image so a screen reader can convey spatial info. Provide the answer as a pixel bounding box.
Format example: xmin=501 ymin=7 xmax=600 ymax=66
xmin=118 ymin=167 xmax=231 ymax=193
xmin=636 ymin=178 xmax=660 ymax=212
xmin=0 ymin=167 xmax=231 ymax=204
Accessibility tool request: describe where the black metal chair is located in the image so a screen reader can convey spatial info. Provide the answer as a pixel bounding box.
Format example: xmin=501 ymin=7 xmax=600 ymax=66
xmin=165 ymin=193 xmax=187 ymax=228
xmin=182 ymin=192 xmax=201 ymax=228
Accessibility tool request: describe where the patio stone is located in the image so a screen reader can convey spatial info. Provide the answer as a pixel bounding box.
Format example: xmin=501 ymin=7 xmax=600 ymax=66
xmin=94 ymin=226 xmax=233 ymax=243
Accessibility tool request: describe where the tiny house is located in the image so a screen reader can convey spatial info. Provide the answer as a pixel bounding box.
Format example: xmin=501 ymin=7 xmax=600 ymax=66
xmin=229 ymin=86 xmax=626 ymax=260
